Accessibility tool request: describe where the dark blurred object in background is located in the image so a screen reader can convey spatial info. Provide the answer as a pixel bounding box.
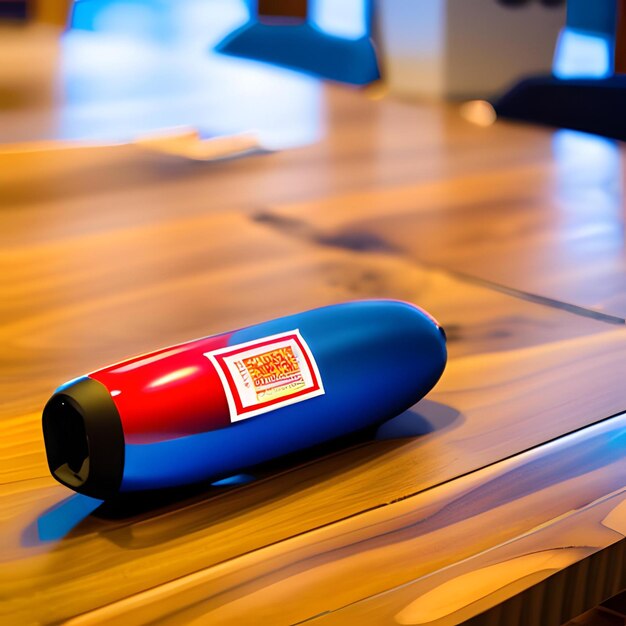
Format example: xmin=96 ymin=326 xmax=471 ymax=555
xmin=257 ymin=0 xmax=307 ymax=24
xmin=495 ymin=0 xmax=626 ymax=141
xmin=0 ymin=1 xmax=27 ymax=20
xmin=0 ymin=0 xmax=71 ymax=24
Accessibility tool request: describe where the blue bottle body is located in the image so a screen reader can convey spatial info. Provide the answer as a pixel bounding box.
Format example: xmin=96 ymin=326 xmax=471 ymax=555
xmin=120 ymin=300 xmax=447 ymax=491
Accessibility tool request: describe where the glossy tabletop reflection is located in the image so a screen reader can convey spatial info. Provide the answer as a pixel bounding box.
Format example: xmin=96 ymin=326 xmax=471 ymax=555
xmin=2 ymin=20 xmax=626 ymax=626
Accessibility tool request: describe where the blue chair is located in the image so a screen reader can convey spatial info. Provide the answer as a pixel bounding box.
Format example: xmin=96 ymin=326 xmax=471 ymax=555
xmin=216 ymin=0 xmax=380 ymax=85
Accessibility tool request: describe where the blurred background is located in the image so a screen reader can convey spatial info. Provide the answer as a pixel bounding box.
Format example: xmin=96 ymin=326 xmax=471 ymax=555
xmin=6 ymin=0 xmax=626 ymax=148
xmin=1 ymin=0 xmax=386 ymax=146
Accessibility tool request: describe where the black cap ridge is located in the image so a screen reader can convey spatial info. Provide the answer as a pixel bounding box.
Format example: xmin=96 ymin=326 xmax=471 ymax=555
xmin=42 ymin=377 xmax=125 ymax=500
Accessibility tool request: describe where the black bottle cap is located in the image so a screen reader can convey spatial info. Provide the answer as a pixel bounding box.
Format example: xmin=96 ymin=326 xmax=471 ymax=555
xmin=42 ymin=377 xmax=125 ymax=500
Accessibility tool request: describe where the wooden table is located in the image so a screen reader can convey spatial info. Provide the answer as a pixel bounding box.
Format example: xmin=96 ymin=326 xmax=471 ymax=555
xmin=2 ymin=26 xmax=626 ymax=626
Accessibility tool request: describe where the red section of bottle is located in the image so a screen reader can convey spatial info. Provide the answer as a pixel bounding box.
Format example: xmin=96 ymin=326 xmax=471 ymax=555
xmin=89 ymin=333 xmax=233 ymax=443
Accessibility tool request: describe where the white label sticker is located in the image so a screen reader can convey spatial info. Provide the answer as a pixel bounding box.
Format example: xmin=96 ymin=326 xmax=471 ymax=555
xmin=205 ymin=329 xmax=325 ymax=422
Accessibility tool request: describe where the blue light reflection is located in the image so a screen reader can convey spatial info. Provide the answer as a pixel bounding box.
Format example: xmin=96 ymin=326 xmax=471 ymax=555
xmin=211 ymin=473 xmax=256 ymax=486
xmin=551 ymin=129 xmax=624 ymax=257
xmin=36 ymin=494 xmax=103 ymax=542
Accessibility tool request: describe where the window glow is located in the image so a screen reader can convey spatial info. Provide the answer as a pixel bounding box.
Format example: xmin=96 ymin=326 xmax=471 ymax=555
xmin=310 ymin=0 xmax=367 ymax=39
xmin=61 ymin=1 xmax=322 ymax=147
xmin=553 ymin=27 xmax=612 ymax=79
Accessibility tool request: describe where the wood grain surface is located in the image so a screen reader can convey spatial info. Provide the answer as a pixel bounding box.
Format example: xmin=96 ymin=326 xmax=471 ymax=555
xmin=265 ymin=109 xmax=626 ymax=319
xmin=5 ymin=226 xmax=626 ymax=624
xmin=2 ymin=25 xmax=626 ymax=626
xmin=64 ymin=410 xmax=626 ymax=626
